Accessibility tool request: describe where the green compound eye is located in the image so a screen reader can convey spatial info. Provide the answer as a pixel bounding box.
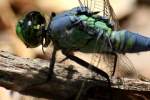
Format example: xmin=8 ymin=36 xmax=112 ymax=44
xmin=16 ymin=11 xmax=46 ymax=48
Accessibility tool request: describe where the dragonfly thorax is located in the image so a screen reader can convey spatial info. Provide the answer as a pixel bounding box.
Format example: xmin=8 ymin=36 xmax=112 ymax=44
xmin=48 ymin=8 xmax=114 ymax=53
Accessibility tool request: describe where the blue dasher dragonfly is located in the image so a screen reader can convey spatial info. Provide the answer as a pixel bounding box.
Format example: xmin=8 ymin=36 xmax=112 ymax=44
xmin=16 ymin=0 xmax=150 ymax=96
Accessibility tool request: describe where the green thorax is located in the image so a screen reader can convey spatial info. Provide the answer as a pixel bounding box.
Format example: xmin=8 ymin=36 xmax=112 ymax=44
xmin=77 ymin=15 xmax=113 ymax=52
xmin=52 ymin=14 xmax=114 ymax=53
xmin=78 ymin=15 xmax=112 ymax=35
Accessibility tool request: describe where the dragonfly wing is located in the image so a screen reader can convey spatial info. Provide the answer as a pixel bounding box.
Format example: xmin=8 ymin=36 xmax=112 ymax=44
xmin=78 ymin=0 xmax=119 ymax=30
xmin=77 ymin=0 xmax=128 ymax=77
xmin=103 ymin=0 xmax=119 ymax=30
xmin=77 ymin=0 xmax=137 ymax=79
xmin=101 ymin=53 xmax=138 ymax=78
xmin=115 ymin=54 xmax=138 ymax=78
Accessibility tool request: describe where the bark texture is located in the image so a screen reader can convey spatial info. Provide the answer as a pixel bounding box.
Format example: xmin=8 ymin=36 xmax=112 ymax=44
xmin=0 ymin=50 xmax=150 ymax=100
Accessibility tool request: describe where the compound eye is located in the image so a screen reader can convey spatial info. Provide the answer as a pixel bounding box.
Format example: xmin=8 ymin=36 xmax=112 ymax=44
xmin=25 ymin=11 xmax=46 ymax=28
xmin=16 ymin=11 xmax=46 ymax=48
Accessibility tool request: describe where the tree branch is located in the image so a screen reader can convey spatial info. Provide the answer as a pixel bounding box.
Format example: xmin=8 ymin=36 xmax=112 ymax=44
xmin=0 ymin=50 xmax=150 ymax=100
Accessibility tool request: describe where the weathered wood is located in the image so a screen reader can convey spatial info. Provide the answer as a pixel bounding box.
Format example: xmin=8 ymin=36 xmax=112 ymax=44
xmin=0 ymin=50 xmax=150 ymax=100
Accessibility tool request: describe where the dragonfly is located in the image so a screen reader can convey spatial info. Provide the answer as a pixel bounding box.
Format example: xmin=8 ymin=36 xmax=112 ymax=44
xmin=16 ymin=0 xmax=150 ymax=98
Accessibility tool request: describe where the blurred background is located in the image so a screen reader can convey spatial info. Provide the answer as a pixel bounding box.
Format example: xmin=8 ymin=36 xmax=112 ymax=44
xmin=0 ymin=0 xmax=149 ymax=100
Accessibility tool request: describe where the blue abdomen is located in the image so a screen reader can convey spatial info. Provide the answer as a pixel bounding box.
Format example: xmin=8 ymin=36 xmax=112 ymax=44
xmin=110 ymin=30 xmax=150 ymax=53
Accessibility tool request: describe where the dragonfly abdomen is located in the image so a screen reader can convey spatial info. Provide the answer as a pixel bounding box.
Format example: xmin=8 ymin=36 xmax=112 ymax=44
xmin=111 ymin=30 xmax=150 ymax=53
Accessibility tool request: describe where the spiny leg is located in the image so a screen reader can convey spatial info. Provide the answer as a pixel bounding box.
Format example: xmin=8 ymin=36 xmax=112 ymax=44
xmin=106 ymin=37 xmax=118 ymax=76
xmin=58 ymin=52 xmax=74 ymax=63
xmin=62 ymin=52 xmax=112 ymax=99
xmin=23 ymin=47 xmax=57 ymax=89
xmin=58 ymin=56 xmax=68 ymax=63
xmin=47 ymin=46 xmax=57 ymax=81
xmin=63 ymin=53 xmax=111 ymax=85
xmin=47 ymin=12 xmax=57 ymax=80
xmin=111 ymin=53 xmax=118 ymax=76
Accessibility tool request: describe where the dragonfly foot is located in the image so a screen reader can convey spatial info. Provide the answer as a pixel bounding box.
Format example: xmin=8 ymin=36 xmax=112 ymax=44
xmin=46 ymin=72 xmax=54 ymax=82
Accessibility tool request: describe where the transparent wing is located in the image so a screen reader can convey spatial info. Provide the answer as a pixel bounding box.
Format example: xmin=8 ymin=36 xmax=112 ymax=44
xmin=102 ymin=54 xmax=138 ymax=78
xmin=103 ymin=0 xmax=119 ymax=30
xmin=77 ymin=0 xmax=137 ymax=78
xmin=84 ymin=46 xmax=138 ymax=78
xmin=78 ymin=0 xmax=119 ymax=30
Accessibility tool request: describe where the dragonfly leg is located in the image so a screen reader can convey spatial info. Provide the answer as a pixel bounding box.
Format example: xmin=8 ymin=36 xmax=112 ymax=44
xmin=63 ymin=52 xmax=110 ymax=83
xmin=111 ymin=53 xmax=118 ymax=76
xmin=58 ymin=57 xmax=68 ymax=63
xmin=47 ymin=46 xmax=57 ymax=81
xmin=62 ymin=52 xmax=113 ymax=99
xmin=24 ymin=47 xmax=57 ymax=89
xmin=58 ymin=52 xmax=74 ymax=63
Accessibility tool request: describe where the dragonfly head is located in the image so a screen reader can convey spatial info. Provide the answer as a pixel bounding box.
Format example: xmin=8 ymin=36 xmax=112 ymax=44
xmin=16 ymin=11 xmax=50 ymax=48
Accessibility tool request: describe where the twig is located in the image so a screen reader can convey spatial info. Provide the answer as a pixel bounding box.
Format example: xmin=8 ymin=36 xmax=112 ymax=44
xmin=0 ymin=50 xmax=150 ymax=100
